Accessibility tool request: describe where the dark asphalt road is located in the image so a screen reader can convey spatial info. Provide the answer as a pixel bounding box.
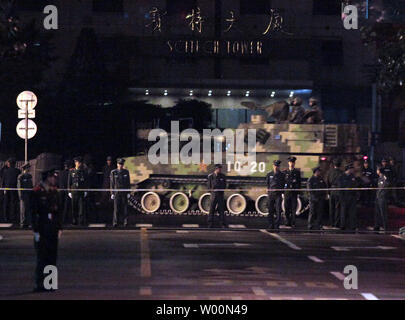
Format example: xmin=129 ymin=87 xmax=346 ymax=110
xmin=1 ymin=226 xmax=405 ymax=300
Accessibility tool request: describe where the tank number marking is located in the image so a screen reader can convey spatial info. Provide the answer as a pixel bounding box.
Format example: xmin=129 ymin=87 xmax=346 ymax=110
xmin=227 ymin=161 xmax=266 ymax=173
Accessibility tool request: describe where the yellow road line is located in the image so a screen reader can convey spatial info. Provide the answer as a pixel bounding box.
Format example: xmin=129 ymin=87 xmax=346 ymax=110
xmin=141 ymin=228 xmax=151 ymax=278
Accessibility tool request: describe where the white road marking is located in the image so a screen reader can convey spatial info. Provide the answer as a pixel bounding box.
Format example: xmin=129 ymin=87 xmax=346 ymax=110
xmin=229 ymin=224 xmax=246 ymax=229
xmin=330 ymin=271 xmax=346 ymax=281
xmin=0 ymin=235 xmax=3 ymax=241
xmin=356 ymin=256 xmax=405 ymax=262
xmin=182 ymin=224 xmax=199 ymax=228
xmin=392 ymin=235 xmax=405 ymax=241
xmin=252 ymin=287 xmax=266 ymax=296
xmin=231 ymin=296 xmax=243 ymax=300
xmin=331 ymin=246 xmax=396 ymax=251
xmin=88 ymin=224 xmax=106 ymax=228
xmin=183 ymin=243 xmax=251 ymax=248
xmin=0 ymin=224 xmax=12 ymax=228
xmin=140 ymin=228 xmax=151 ymax=278
xmin=308 ymin=256 xmax=324 ymax=263
xmin=260 ymin=229 xmax=302 ymax=250
xmin=136 ymin=224 xmax=152 ymax=228
xmin=139 ymin=286 xmax=152 ymax=296
xmin=176 ymin=230 xmax=189 ymax=234
xmin=361 ymin=293 xmax=379 ymax=300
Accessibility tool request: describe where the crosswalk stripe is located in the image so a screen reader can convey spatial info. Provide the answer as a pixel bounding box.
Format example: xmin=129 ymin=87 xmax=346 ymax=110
xmin=229 ymin=224 xmax=246 ymax=229
xmin=88 ymin=224 xmax=106 ymax=228
xmin=182 ymin=224 xmax=199 ymax=228
xmin=330 ymin=271 xmax=345 ymax=281
xmin=139 ymin=286 xmax=152 ymax=296
xmin=361 ymin=293 xmax=379 ymax=300
xmin=176 ymin=230 xmax=189 ymax=233
xmin=0 ymin=224 xmax=13 ymax=228
xmin=252 ymin=287 xmax=266 ymax=296
xmin=308 ymin=256 xmax=324 ymax=263
xmin=136 ymin=224 xmax=152 ymax=228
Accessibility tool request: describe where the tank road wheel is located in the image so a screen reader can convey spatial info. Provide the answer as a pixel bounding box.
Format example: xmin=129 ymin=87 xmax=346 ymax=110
xmin=226 ymin=194 xmax=247 ymax=215
xmin=281 ymin=196 xmax=303 ymax=216
xmin=198 ymin=193 xmax=211 ymax=214
xmin=255 ymin=194 xmax=269 ymax=216
xmin=141 ymin=192 xmax=161 ymax=213
xmin=169 ymin=192 xmax=190 ymax=214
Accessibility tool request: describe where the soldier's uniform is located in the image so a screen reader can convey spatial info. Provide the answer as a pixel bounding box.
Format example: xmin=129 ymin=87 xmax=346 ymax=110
xmin=102 ymin=156 xmax=116 ymax=205
xmin=266 ymin=160 xmax=285 ymax=229
xmin=361 ymin=161 xmax=376 ymax=205
xmin=32 ymin=169 xmax=61 ymax=292
xmin=307 ymin=167 xmax=327 ymax=230
xmin=326 ymin=159 xmax=343 ymax=227
xmin=2 ymin=159 xmax=21 ymax=223
xmin=338 ymin=164 xmax=360 ymax=231
xmin=283 ymin=156 xmax=301 ymax=227
xmin=207 ymin=164 xmax=227 ymax=228
xmin=58 ymin=161 xmax=72 ymax=224
xmin=84 ymin=162 xmax=97 ymax=222
xmin=289 ymin=97 xmax=305 ymax=124
xmin=110 ymin=158 xmax=131 ymax=227
xmin=375 ymin=171 xmax=389 ymax=231
xmin=18 ymin=163 xmax=33 ymax=228
xmin=68 ymin=157 xmax=88 ymax=226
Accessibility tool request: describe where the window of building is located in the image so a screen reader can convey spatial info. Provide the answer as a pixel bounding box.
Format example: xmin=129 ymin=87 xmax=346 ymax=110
xmin=166 ymin=0 xmax=197 ymax=16
xmin=92 ymin=0 xmax=123 ymax=13
xmin=321 ymin=40 xmax=343 ymax=66
xmin=313 ymin=0 xmax=341 ymax=15
xmin=15 ymin=0 xmax=49 ymax=11
xmin=240 ymin=0 xmax=271 ymax=15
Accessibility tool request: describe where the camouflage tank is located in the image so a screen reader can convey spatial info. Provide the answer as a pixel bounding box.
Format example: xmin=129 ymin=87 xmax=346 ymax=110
xmin=125 ymin=117 xmax=369 ymax=217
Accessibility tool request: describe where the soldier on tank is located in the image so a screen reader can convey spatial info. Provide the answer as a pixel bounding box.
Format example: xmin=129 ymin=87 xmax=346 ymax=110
xmin=326 ymin=158 xmax=343 ymax=227
xmin=68 ymin=157 xmax=88 ymax=226
xmin=207 ymin=164 xmax=227 ymax=228
xmin=32 ymin=169 xmax=62 ymax=292
xmin=374 ymin=166 xmax=389 ymax=231
xmin=288 ymin=97 xmax=306 ymax=124
xmin=305 ymin=97 xmax=324 ymax=124
xmin=110 ymin=158 xmax=131 ymax=227
xmin=307 ymin=167 xmax=327 ymax=230
xmin=266 ymin=160 xmax=285 ymax=230
xmin=2 ymin=158 xmax=21 ymax=224
xmin=18 ymin=163 xmax=33 ymax=228
xmin=59 ymin=160 xmax=72 ymax=225
xmin=338 ymin=163 xmax=360 ymax=231
xmin=283 ymin=156 xmax=301 ymax=228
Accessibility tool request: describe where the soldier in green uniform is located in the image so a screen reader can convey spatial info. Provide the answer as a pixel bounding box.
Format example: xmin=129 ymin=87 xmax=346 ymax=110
xmin=207 ymin=164 xmax=227 ymax=228
xmin=266 ymin=160 xmax=285 ymax=230
xmin=375 ymin=166 xmax=390 ymax=231
xmin=283 ymin=156 xmax=301 ymax=228
xmin=68 ymin=157 xmax=88 ymax=226
xmin=110 ymin=158 xmax=131 ymax=227
xmin=326 ymin=158 xmax=343 ymax=227
xmin=307 ymin=167 xmax=327 ymax=230
xmin=338 ymin=163 xmax=360 ymax=231
xmin=18 ymin=163 xmax=33 ymax=228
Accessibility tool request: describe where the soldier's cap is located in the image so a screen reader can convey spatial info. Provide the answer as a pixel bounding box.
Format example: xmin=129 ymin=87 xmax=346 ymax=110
xmin=333 ymin=158 xmax=342 ymax=166
xmin=22 ymin=163 xmax=30 ymax=170
xmin=7 ymin=157 xmax=16 ymax=164
xmin=273 ymin=160 xmax=282 ymax=167
xmin=309 ymin=97 xmax=319 ymax=102
xmin=64 ymin=159 xmax=72 ymax=166
xmin=389 ymin=156 xmax=395 ymax=161
xmin=381 ymin=158 xmax=388 ymax=162
xmin=312 ymin=166 xmax=321 ymax=174
xmin=117 ymin=158 xmax=125 ymax=165
xmin=287 ymin=156 xmax=297 ymax=163
xmin=73 ymin=156 xmax=83 ymax=163
xmin=106 ymin=156 xmax=113 ymax=161
xmin=215 ymin=164 xmax=222 ymax=169
xmin=293 ymin=97 xmax=303 ymax=105
xmin=41 ymin=168 xmax=57 ymax=181
xmin=345 ymin=163 xmax=354 ymax=171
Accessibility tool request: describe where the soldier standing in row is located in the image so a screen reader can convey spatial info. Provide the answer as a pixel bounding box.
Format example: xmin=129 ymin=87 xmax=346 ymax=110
xmin=283 ymin=156 xmax=301 ymax=228
xmin=338 ymin=164 xmax=360 ymax=231
xmin=2 ymin=158 xmax=21 ymax=224
xmin=389 ymin=157 xmax=400 ymax=205
xmin=266 ymin=160 xmax=285 ymax=230
xmin=32 ymin=169 xmax=62 ymax=292
xmin=307 ymin=167 xmax=327 ymax=230
xmin=110 ymin=158 xmax=131 ymax=227
xmin=102 ymin=156 xmax=116 ymax=206
xmin=59 ymin=160 xmax=72 ymax=224
xmin=361 ymin=159 xmax=376 ymax=206
xmin=207 ymin=164 xmax=227 ymax=228
xmin=18 ymin=163 xmax=33 ymax=228
xmin=326 ymin=158 xmax=343 ymax=227
xmin=68 ymin=157 xmax=88 ymax=226
xmin=375 ymin=166 xmax=389 ymax=231
xmin=84 ymin=157 xmax=97 ymax=222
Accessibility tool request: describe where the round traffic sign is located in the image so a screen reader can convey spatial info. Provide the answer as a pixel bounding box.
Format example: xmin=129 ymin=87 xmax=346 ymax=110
xmin=16 ymin=91 xmax=37 ymax=110
xmin=16 ymin=119 xmax=37 ymax=139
